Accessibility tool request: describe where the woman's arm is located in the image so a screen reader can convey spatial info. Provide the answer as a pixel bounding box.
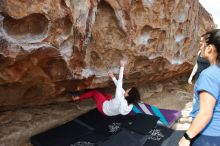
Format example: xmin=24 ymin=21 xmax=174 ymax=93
xmin=108 ymin=71 xmax=118 ymax=86
xmin=188 ymin=63 xmax=198 ymax=84
xmin=188 ymin=50 xmax=201 ymax=84
xmin=108 ymin=71 xmax=125 ymax=94
xmin=179 ymin=91 xmax=216 ymax=146
xmin=114 ymin=59 xmax=127 ymax=99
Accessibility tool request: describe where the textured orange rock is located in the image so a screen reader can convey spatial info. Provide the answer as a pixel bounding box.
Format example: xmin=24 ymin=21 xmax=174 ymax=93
xmin=0 ymin=0 xmax=215 ymax=109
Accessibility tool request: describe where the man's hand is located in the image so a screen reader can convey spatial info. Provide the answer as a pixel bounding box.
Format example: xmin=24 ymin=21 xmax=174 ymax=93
xmin=108 ymin=71 xmax=114 ymax=78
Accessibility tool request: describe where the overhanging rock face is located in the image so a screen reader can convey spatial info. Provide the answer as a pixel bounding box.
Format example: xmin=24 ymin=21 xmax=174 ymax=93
xmin=0 ymin=0 xmax=215 ymax=109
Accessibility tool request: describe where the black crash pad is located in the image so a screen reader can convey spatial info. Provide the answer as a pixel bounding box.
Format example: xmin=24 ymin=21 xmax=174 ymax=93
xmin=31 ymin=108 xmax=163 ymax=146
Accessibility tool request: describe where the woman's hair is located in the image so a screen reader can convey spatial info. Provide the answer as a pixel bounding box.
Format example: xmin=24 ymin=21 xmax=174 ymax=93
xmin=202 ymin=29 xmax=220 ymax=65
xmin=126 ymin=87 xmax=141 ymax=105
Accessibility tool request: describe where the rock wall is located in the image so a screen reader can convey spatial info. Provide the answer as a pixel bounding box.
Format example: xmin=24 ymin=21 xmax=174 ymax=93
xmin=0 ymin=0 xmax=215 ymax=109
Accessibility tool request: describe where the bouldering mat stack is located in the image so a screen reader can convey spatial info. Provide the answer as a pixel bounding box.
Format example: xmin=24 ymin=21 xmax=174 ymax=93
xmin=130 ymin=102 xmax=182 ymax=127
